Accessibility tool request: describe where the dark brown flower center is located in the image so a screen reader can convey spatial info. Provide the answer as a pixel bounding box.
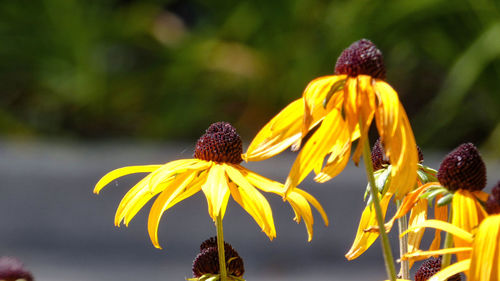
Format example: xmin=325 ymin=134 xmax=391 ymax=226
xmin=335 ymin=39 xmax=386 ymax=79
xmin=0 ymin=257 xmax=34 ymax=281
xmin=437 ymin=143 xmax=486 ymax=192
xmin=371 ymin=138 xmax=424 ymax=171
xmin=192 ymin=237 xmax=244 ymax=278
xmin=414 ymin=257 xmax=461 ymax=281
xmin=194 ymin=122 xmax=243 ymax=164
xmin=486 ymin=181 xmax=500 ymax=215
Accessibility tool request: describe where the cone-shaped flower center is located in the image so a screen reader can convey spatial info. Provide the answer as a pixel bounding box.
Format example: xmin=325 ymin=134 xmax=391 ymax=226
xmin=335 ymin=39 xmax=386 ymax=79
xmin=371 ymin=138 xmax=423 ymax=171
xmin=0 ymin=257 xmax=33 ymax=281
xmin=437 ymin=143 xmax=486 ymax=191
xmin=194 ymin=122 xmax=243 ymax=164
xmin=192 ymin=237 xmax=244 ymax=278
xmin=486 ymin=181 xmax=500 ymax=214
xmin=414 ymin=257 xmax=461 ymax=281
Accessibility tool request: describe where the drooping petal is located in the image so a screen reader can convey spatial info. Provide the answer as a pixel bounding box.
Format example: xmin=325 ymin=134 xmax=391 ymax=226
xmin=284 ymin=108 xmax=345 ymax=196
xmin=201 ymin=164 xmax=230 ymax=220
xmin=402 ymin=219 xmax=473 ymax=243
xmin=374 ymin=81 xmax=418 ymax=199
xmin=351 ymin=75 xmax=376 ymax=164
xmin=468 ymin=214 xmax=500 ymax=281
xmin=314 ymin=121 xmax=351 ymax=183
xmin=429 ymin=194 xmax=448 ymax=252
xmin=94 ymin=165 xmax=162 ymax=194
xmin=224 ymin=164 xmax=276 ymax=239
xmin=345 ymin=192 xmax=392 ymax=260
xmin=452 ymin=189 xmax=488 ymax=261
xmin=243 ymin=99 xmax=304 ymax=162
xmin=292 ymin=188 xmax=329 ymax=227
xmin=407 ymin=199 xmax=428 ymax=268
xmin=302 ymin=75 xmax=346 ymax=137
xmin=115 ymin=160 xmax=208 ymax=226
xmin=147 ymin=171 xmax=198 ymax=249
xmin=428 ymin=259 xmax=470 ymax=281
xmin=286 ymin=191 xmax=314 ymax=241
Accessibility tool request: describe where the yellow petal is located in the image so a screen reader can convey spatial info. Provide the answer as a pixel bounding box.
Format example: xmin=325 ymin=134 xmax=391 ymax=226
xmin=407 ymin=199 xmax=428 ymax=268
xmin=201 ymin=164 xmax=230 ymax=220
xmin=315 ymin=126 xmax=351 ymax=183
xmin=469 ymin=214 xmax=500 ymax=281
xmin=286 ymin=191 xmax=315 ymax=241
xmin=351 ymin=76 xmax=376 ymax=164
xmin=345 ymin=193 xmax=392 ymax=260
xmin=243 ymin=99 xmax=304 ymax=162
xmin=374 ymin=81 xmax=417 ymax=199
xmin=429 ymin=193 xmax=448 ymax=252
xmin=284 ymin=108 xmax=346 ymax=196
xmin=429 ymin=259 xmax=470 ymax=281
xmin=224 ymin=164 xmax=276 ymax=239
xmin=303 ymin=75 xmax=346 ymax=137
xmin=452 ymin=189 xmax=488 ymax=261
xmin=147 ymin=171 xmax=198 ymax=249
xmin=237 ymin=166 xmax=284 ymax=195
xmin=343 ymin=77 xmax=360 ymax=135
xmin=148 ymin=159 xmax=208 ymax=190
xmin=94 ymin=165 xmax=162 ymax=194
xmin=293 ymin=188 xmax=329 ymax=227
xmin=402 ymin=219 xmax=473 ymax=243
xmin=403 ymin=248 xmax=472 ymax=262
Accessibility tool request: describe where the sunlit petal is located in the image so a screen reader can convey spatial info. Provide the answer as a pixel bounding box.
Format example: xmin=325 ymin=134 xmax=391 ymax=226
xmin=243 ymin=99 xmax=304 ymax=162
xmin=345 ymin=193 xmax=392 ymax=260
xmin=147 ymin=171 xmax=198 ymax=249
xmin=94 ymin=165 xmax=162 ymax=194
xmin=402 ymin=220 xmax=473 ymax=243
xmin=201 ymin=164 xmax=230 ymax=220
xmin=407 ymin=199 xmax=428 ymax=268
xmin=469 ymin=215 xmax=500 ymax=281
xmin=429 ymin=194 xmax=448 ymax=252
xmin=224 ymin=164 xmax=276 ymax=239
xmin=284 ymin=108 xmax=345 ymax=196
xmin=403 ymin=247 xmax=472 ymax=262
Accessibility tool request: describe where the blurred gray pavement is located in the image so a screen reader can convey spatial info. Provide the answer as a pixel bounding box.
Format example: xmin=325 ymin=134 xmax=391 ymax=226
xmin=1 ymin=139 xmax=498 ymax=281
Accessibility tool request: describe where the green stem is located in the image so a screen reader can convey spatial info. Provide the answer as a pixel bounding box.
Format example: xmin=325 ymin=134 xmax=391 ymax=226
xmin=396 ymin=200 xmax=409 ymax=279
xmin=216 ymin=215 xmax=228 ymax=281
xmin=442 ymin=208 xmax=453 ymax=268
xmin=362 ymin=137 xmax=397 ymax=281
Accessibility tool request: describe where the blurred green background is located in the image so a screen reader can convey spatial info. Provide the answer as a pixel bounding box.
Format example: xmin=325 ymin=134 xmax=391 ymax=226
xmin=1 ymin=0 xmax=500 ymax=153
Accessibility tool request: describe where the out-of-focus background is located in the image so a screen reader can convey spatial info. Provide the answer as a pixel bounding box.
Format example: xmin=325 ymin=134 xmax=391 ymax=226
xmin=1 ymin=0 xmax=500 ymax=280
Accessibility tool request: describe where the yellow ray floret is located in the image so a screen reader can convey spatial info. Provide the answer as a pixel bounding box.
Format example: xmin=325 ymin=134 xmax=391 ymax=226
xmin=94 ymin=159 xmax=328 ymax=248
xmin=402 ymin=215 xmax=500 ymax=281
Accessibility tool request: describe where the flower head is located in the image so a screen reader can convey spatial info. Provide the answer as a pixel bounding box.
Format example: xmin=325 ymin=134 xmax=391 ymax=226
xmin=94 ymin=122 xmax=328 ymax=248
xmin=0 ymin=257 xmax=33 ymax=281
xmin=335 ymin=39 xmax=386 ymax=79
xmin=437 ymin=143 xmax=486 ymax=191
xmin=414 ymin=257 xmax=461 ymax=281
xmin=243 ymin=39 xmax=418 ymax=200
xmin=192 ymin=237 xmax=244 ymax=279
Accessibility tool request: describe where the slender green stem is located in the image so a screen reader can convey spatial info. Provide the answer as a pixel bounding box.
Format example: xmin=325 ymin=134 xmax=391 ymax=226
xmin=216 ymin=215 xmax=228 ymax=281
xmin=441 ymin=208 xmax=453 ymax=268
xmin=396 ymin=200 xmax=409 ymax=279
xmin=362 ymin=137 xmax=397 ymax=281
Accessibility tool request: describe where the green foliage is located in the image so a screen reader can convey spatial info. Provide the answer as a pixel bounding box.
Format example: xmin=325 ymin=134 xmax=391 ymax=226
xmin=1 ymin=0 xmax=499 ymax=151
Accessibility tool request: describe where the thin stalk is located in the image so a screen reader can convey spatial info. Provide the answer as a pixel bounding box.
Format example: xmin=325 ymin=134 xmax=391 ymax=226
xmin=216 ymin=215 xmax=228 ymax=281
xmin=441 ymin=208 xmax=453 ymax=268
xmin=362 ymin=136 xmax=397 ymax=281
xmin=396 ymin=200 xmax=409 ymax=279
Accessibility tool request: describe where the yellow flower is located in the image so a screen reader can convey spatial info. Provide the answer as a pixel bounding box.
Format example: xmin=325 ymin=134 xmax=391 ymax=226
xmin=94 ymin=122 xmax=328 ymax=248
xmin=243 ymin=39 xmax=418 ymax=199
xmin=387 ymin=143 xmax=488 ymax=261
xmin=402 ymin=215 xmax=500 ymax=281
